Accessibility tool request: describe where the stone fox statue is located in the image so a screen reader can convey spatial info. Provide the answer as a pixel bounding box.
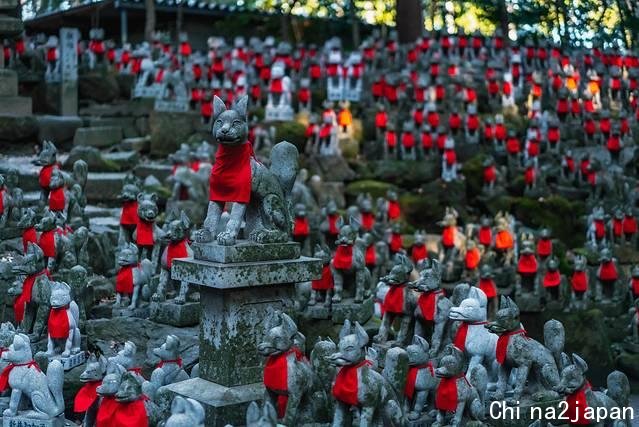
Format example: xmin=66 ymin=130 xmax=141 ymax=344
xmin=195 ymin=95 xmax=299 ymax=246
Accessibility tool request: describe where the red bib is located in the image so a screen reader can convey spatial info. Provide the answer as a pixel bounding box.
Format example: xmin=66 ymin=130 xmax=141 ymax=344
xmin=405 ymin=363 xmax=434 ymax=399
xmin=166 ymin=239 xmax=189 ymax=269
xmin=594 ymin=220 xmax=605 ymax=239
xmin=388 ymin=200 xmax=401 ymax=220
xmin=390 ymin=233 xmax=403 ymax=252
xmin=120 ymin=201 xmax=138 ymax=226
xmin=270 ymin=78 xmax=283 ymax=94
xmin=333 ymin=245 xmax=353 ymax=270
xmin=365 ymin=245 xmax=376 ymax=266
xmin=111 ymin=398 xmax=149 ymax=427
xmin=418 ymin=289 xmax=443 ymax=321
xmin=14 ymin=269 xmax=49 ymax=323
xmin=38 ymin=229 xmax=56 ymax=257
xmin=327 ymin=214 xmax=339 ymax=235
xmin=571 ymin=271 xmax=588 ymax=292
xmin=484 ymin=165 xmax=496 ymax=183
xmin=0 ymin=361 xmax=40 ymax=392
xmin=263 ymin=347 xmax=304 ymax=418
xmin=0 ymin=188 xmax=4 ymax=214
xmin=383 ymin=284 xmax=405 ymax=314
xmin=361 ymin=212 xmax=375 ymax=231
xmin=565 ymin=382 xmax=591 ymax=425
xmin=49 ymin=187 xmax=65 ymax=211
xmin=543 ymin=270 xmax=561 ymax=288
xmin=293 ymin=217 xmax=309 ymax=238
xmin=631 ymin=277 xmax=639 ymax=296
xmin=312 ymin=265 xmax=334 ymax=290
xmin=623 ymin=216 xmax=638 ymax=234
xmin=517 ymin=254 xmax=538 ymax=274
xmin=479 ymin=278 xmax=497 ymax=298
xmin=136 ymin=220 xmax=154 ymax=246
xmin=332 ymin=360 xmax=371 ymax=406
xmin=537 ymin=238 xmax=552 ymax=257
xmin=48 ymin=306 xmax=70 ymax=339
xmin=411 ymin=244 xmax=427 ymax=263
xmin=39 ymin=164 xmax=57 ymax=190
xmin=442 ymin=226 xmax=456 ymax=248
xmin=453 ymin=321 xmax=486 ymax=352
xmin=479 ymin=227 xmax=492 ymax=246
xmin=116 ymin=265 xmax=135 ymax=294
xmin=210 ymin=143 xmax=253 ymax=203
xmin=435 ymin=375 xmax=464 ymax=412
xmin=496 ymin=329 xmax=527 ymax=365
xmin=465 ymin=248 xmax=480 ymax=270
xmin=22 ymin=227 xmax=37 ymax=253
xmin=74 ymin=381 xmax=101 ymax=413
xmin=598 ymin=261 xmax=617 ymax=281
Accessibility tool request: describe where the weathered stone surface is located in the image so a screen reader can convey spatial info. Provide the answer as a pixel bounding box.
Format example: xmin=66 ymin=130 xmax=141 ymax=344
xmin=36 ymin=115 xmax=83 ymax=144
xmin=103 ymin=151 xmax=140 ymax=171
xmin=0 ymin=115 xmax=37 ymax=142
xmin=307 ymin=154 xmax=356 ymax=182
xmin=62 ymin=146 xmax=117 ymax=172
xmin=0 ymin=68 xmax=18 ymax=97
xmin=150 ymin=301 xmax=200 ymax=327
xmin=3 ymin=414 xmax=65 ymax=427
xmin=78 ymin=98 xmax=154 ymax=118
xmin=78 ymin=72 xmax=120 ymax=103
xmin=121 ymin=135 xmax=150 ymax=152
xmin=134 ymin=163 xmax=173 ymax=182
xmin=84 ymin=172 xmax=126 ymax=202
xmin=88 ymin=116 xmax=139 ymax=138
xmin=73 ymin=126 xmax=123 ymax=148
xmin=331 ymin=296 xmax=374 ymax=324
xmin=149 ymin=110 xmax=202 ymax=157
xmin=172 ymin=256 xmax=321 ymax=289
xmin=192 ymin=240 xmax=301 ymax=263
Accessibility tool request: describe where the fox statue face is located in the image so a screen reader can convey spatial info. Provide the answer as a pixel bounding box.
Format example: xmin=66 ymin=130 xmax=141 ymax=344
xmin=3 ymin=334 xmax=33 ymax=364
xmin=557 ymin=354 xmax=589 ymax=394
xmin=165 ymin=212 xmax=191 ymax=242
xmin=486 ymin=296 xmax=521 ymax=334
xmin=17 ymin=208 xmax=37 ymax=229
xmin=406 ymin=335 xmax=430 ymax=366
xmin=153 ymin=335 xmax=181 ymax=360
xmin=212 ymin=95 xmax=248 ymax=146
xmin=116 ymin=372 xmax=143 ymax=402
xmin=49 ymin=169 xmax=65 ymax=190
xmin=117 ymin=243 xmax=139 ymax=267
xmin=328 ymin=320 xmax=368 ymax=366
xmin=257 ymin=312 xmax=297 ymax=357
xmin=49 ymin=281 xmax=72 ymax=309
xmin=137 ymin=193 xmax=159 ymax=222
xmin=80 ymin=353 xmax=107 ymax=383
xmin=36 ymin=210 xmax=57 ymax=232
xmin=435 ymin=345 xmax=465 ymax=378
xmin=35 ymin=141 xmax=57 ymax=166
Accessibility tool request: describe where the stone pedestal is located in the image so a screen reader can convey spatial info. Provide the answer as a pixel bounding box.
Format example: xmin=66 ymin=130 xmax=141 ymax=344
xmin=150 ymin=301 xmax=199 ymax=326
xmin=166 ymin=240 xmax=321 ymax=426
xmin=0 ymin=69 xmax=31 ymax=116
xmin=3 ymin=414 xmax=65 ymax=427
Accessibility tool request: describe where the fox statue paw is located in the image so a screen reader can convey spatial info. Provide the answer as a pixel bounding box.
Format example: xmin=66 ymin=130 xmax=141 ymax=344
xmin=216 ymin=231 xmax=236 ymax=246
xmin=194 ymin=228 xmax=214 ymax=243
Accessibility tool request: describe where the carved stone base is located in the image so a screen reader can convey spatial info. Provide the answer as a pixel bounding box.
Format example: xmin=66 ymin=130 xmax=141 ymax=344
xmin=162 ymin=377 xmax=263 ymax=427
xmin=304 ymin=304 xmax=331 ymax=319
xmin=51 ymin=351 xmax=86 ymax=371
xmin=514 ymin=292 xmax=543 ymax=312
xmin=150 ymin=301 xmax=199 ymax=326
xmin=331 ymin=296 xmax=374 ymax=324
xmin=192 ymin=240 xmax=301 ymax=263
xmin=3 ymin=414 xmax=65 ymax=427
xmin=111 ymin=305 xmax=149 ymax=319
xmin=265 ymin=105 xmax=294 ymax=122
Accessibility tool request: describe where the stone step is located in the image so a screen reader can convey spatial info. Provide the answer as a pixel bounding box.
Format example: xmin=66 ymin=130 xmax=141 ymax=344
xmin=85 ymin=172 xmax=127 ymax=202
xmin=73 ymin=126 xmax=123 ymax=148
xmin=120 ymin=136 xmax=150 ymax=152
xmin=102 ymin=151 xmax=139 ymax=171
xmin=134 ymin=163 xmax=173 ymax=183
xmin=0 ymin=96 xmax=32 ymax=116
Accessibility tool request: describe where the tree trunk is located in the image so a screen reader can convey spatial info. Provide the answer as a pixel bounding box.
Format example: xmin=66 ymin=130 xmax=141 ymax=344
xmin=144 ymin=0 xmax=155 ymax=42
xmin=396 ymin=0 xmax=423 ymax=44
xmin=498 ymin=0 xmax=509 ymax=37
xmin=349 ymin=0 xmax=360 ymax=47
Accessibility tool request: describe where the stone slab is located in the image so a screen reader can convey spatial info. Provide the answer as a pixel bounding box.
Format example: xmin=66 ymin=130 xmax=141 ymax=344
xmin=84 ymin=172 xmax=126 ymax=202
xmin=50 ymin=351 xmax=85 ymax=371
xmin=112 ymin=305 xmax=149 ymax=319
xmin=36 ymin=115 xmax=83 ymax=144
xmin=3 ymin=414 xmax=65 ymax=427
xmin=150 ymin=301 xmax=199 ymax=326
xmin=164 ymin=378 xmax=263 ymax=427
xmin=134 ymin=163 xmax=173 ymax=182
xmin=172 ymin=256 xmax=322 ymax=289
xmin=0 ymin=69 xmax=18 ymax=97
xmin=120 ymin=136 xmax=150 ymax=152
xmin=73 ymin=126 xmax=123 ymax=148
xmin=0 ymin=96 xmax=32 ymax=116
xmin=102 ymin=151 xmax=140 ymax=171
xmin=304 ymin=304 xmax=331 ymax=319
xmin=192 ymin=241 xmax=301 ymax=263
xmin=331 ymin=296 xmax=374 ymax=324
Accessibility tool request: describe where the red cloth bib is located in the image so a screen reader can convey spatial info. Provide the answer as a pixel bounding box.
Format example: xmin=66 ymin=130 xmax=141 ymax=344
xmin=479 ymin=278 xmax=497 ymax=298
xmin=598 ymin=261 xmax=617 ymax=281
xmin=136 ymin=220 xmax=154 ymax=246
xmin=496 ymin=329 xmax=527 ymax=364
xmin=14 ymin=269 xmax=49 ymax=323
xmin=210 ymin=143 xmax=253 ymax=203
xmin=49 ymin=187 xmax=65 ymax=211
xmin=365 ymin=245 xmax=376 ymax=266
xmin=517 ymin=254 xmax=538 ymax=274
xmin=39 ymin=164 xmax=57 ymax=190
xmin=293 ymin=217 xmax=309 ymax=237
xmin=465 ymin=248 xmax=480 ymax=270
xmin=594 ymin=220 xmax=605 ymax=239
xmin=418 ymin=289 xmax=443 ymax=321
xmin=74 ymin=381 xmax=101 ymax=413
xmin=543 ymin=270 xmax=561 ymax=288
xmin=22 ymin=227 xmax=37 ymax=253
xmin=401 ymin=133 xmax=415 ymax=148
xmin=270 ymin=78 xmax=283 ymax=93
xmin=48 ymin=306 xmax=70 ymax=339
xmin=444 ymin=149 xmax=456 ymax=166
xmin=361 ymin=212 xmax=375 ymax=231
xmin=312 ymin=265 xmax=334 ymax=290
xmin=333 ymin=245 xmax=353 ymax=270
xmin=623 ymin=216 xmax=637 ymax=234
xmin=0 ymin=188 xmax=4 ymax=214
xmin=484 ymin=165 xmax=496 ymax=183
xmin=327 ymin=214 xmax=339 ymax=235
xmin=167 ymin=239 xmax=189 ymax=269
xmin=479 ymin=227 xmax=492 ymax=246
xmin=411 ymin=244 xmax=427 ymax=263
xmin=0 ymin=361 xmax=40 ymax=392
xmin=453 ymin=321 xmax=486 ymax=352
xmin=537 ymin=238 xmax=552 ymax=257
xmin=120 ymin=201 xmax=138 ymax=226
xmin=405 ymin=363 xmax=434 ymax=399
xmin=386 ymin=131 xmax=397 ymax=148
xmin=565 ymin=382 xmax=591 ymax=425
xmin=442 ymin=226 xmax=456 ymax=248
xmin=390 ymin=233 xmax=403 ymax=252
xmin=571 ymin=271 xmax=588 ymax=292
xmin=116 ymin=265 xmax=136 ymax=294
xmin=383 ymin=284 xmax=405 ymax=314
xmin=111 ymin=398 xmax=149 ymax=427
xmin=631 ymin=277 xmax=639 ymax=296
xmin=263 ymin=347 xmax=304 ymax=418
xmin=332 ymin=360 xmax=371 ymax=406
xmin=435 ymin=374 xmax=464 ymax=412
xmin=495 ymin=230 xmax=513 ymax=250
xmin=388 ymin=200 xmax=400 ymax=220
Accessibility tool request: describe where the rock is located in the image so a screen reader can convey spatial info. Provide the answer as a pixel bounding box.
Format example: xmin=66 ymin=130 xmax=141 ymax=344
xmin=120 ymin=136 xmax=150 ymax=152
xmin=134 ymin=163 xmax=173 ymax=183
xmin=149 ymin=111 xmax=202 ymax=157
xmin=62 ymin=146 xmax=119 ymax=172
xmin=144 ymin=175 xmax=162 ymax=188
xmin=115 ymin=74 xmax=135 ymax=99
xmin=87 ymin=229 xmax=118 ymax=275
xmin=134 ymin=116 xmax=150 ymax=137
xmin=0 ymin=115 xmax=38 ymax=142
xmin=78 ymin=72 xmax=120 ymax=103
xmin=103 ymin=151 xmax=140 ymax=171
xmin=88 ymin=117 xmax=139 ymax=139
xmin=84 ymin=172 xmax=127 ymax=202
xmin=73 ymin=126 xmax=123 ymax=148
xmin=36 ymin=115 xmax=83 ymax=144
xmin=307 ymin=155 xmax=356 ymax=182
xmin=615 ymin=351 xmax=639 ymax=380
xmin=272 ymin=120 xmax=306 ymax=152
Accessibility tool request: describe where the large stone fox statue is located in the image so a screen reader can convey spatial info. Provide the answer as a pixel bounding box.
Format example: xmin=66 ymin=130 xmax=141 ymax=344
xmin=195 ymin=95 xmax=298 ymax=246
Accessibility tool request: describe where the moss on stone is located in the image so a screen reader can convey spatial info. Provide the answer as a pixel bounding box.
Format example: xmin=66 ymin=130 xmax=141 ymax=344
xmin=273 ymin=121 xmax=307 ymax=153
xmin=345 ymin=180 xmax=395 ymax=199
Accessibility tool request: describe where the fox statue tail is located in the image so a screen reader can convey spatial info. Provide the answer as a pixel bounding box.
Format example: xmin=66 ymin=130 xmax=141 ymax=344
xmin=605 ymin=370 xmax=630 ymax=408
xmin=381 ymin=347 xmax=408 ymax=426
xmin=47 ymin=359 xmax=65 ymax=415
xmin=269 ymin=141 xmax=299 ymax=201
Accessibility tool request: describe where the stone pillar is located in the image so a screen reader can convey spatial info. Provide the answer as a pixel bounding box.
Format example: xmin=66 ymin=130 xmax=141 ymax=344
xmin=59 ymin=27 xmax=78 ymax=116
xmin=165 ymin=241 xmax=321 ymax=426
xmin=0 ymin=0 xmax=31 ymax=116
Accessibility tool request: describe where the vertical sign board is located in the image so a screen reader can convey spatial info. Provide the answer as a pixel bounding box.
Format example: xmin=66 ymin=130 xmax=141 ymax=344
xmin=59 ymin=27 xmax=78 ymax=116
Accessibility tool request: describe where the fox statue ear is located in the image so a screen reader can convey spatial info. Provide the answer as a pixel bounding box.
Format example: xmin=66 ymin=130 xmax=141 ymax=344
xmin=212 ymin=95 xmax=227 ymax=120
xmin=234 ymin=95 xmax=248 ymax=118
